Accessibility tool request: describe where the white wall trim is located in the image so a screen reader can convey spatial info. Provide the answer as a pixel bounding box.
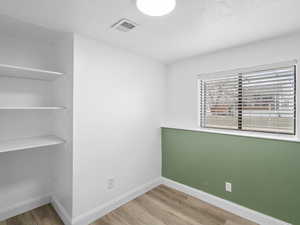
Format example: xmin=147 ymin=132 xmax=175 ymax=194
xmin=72 ymin=177 xmax=162 ymax=225
xmin=0 ymin=195 xmax=51 ymax=221
xmin=51 ymin=196 xmax=72 ymax=225
xmin=162 ymin=177 xmax=292 ymax=225
xmin=161 ymin=125 xmax=300 ymax=143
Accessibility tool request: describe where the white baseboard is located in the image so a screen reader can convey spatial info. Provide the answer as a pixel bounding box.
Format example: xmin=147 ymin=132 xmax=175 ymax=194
xmin=72 ymin=177 xmax=162 ymax=225
xmin=1 ymin=178 xmax=292 ymax=225
xmin=0 ymin=195 xmax=51 ymax=221
xmin=51 ymin=196 xmax=72 ymax=225
xmin=162 ymin=177 xmax=292 ymax=225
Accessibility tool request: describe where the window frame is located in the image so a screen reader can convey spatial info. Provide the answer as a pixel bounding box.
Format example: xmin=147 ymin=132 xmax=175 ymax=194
xmin=197 ymin=60 xmax=298 ymax=138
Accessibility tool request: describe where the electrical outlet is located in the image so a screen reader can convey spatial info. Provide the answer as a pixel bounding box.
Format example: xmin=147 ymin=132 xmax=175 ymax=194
xmin=225 ymin=182 xmax=232 ymax=192
xmin=107 ymin=178 xmax=115 ymax=190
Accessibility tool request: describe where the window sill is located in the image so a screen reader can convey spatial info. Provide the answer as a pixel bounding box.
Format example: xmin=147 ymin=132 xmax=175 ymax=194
xmin=161 ymin=124 xmax=300 ymax=143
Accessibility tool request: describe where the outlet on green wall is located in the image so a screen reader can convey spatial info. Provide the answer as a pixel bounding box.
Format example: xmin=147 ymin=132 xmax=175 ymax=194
xmin=162 ymin=128 xmax=300 ymax=225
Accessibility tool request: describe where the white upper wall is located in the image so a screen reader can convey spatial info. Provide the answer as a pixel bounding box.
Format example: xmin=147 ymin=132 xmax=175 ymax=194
xmin=72 ymin=34 xmax=166 ymax=218
xmin=166 ymin=32 xmax=300 ymax=128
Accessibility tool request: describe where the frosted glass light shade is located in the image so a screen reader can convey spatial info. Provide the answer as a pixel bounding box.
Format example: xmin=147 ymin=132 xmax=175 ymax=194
xmin=136 ymin=0 xmax=176 ymax=17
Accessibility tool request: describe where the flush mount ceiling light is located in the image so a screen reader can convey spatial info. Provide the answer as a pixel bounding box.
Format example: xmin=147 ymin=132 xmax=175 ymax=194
xmin=136 ymin=0 xmax=176 ymax=17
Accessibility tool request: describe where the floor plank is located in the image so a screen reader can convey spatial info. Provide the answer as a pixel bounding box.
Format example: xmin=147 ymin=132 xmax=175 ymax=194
xmin=1 ymin=185 xmax=258 ymax=225
xmin=1 ymin=205 xmax=63 ymax=225
xmin=31 ymin=204 xmax=63 ymax=225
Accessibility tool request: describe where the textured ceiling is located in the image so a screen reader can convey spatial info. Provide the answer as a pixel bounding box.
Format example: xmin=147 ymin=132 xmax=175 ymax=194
xmin=0 ymin=0 xmax=299 ymax=63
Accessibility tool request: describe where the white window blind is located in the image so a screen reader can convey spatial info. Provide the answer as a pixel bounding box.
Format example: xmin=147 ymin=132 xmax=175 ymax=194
xmin=199 ymin=66 xmax=296 ymax=135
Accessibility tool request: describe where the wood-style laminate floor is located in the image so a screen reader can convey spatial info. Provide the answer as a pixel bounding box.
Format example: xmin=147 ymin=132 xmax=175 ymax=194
xmin=0 ymin=204 xmax=63 ymax=225
xmin=0 ymin=185 xmax=258 ymax=225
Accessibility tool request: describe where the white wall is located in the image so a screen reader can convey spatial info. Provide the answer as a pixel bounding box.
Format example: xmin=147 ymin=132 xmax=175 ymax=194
xmin=51 ymin=35 xmax=74 ymax=218
xmin=166 ymin=32 xmax=300 ymax=128
xmin=73 ymin=35 xmax=166 ymax=218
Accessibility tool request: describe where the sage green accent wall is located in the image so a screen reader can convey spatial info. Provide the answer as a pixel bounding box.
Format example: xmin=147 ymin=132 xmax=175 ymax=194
xmin=162 ymin=128 xmax=300 ymax=225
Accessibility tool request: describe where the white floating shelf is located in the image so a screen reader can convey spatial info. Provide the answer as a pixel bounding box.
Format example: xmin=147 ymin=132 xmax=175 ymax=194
xmin=0 ymin=64 xmax=64 ymax=81
xmin=0 ymin=135 xmax=65 ymax=153
xmin=0 ymin=106 xmax=66 ymax=110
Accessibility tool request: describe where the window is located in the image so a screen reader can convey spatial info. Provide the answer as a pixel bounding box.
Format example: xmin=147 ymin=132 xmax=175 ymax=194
xmin=199 ymin=65 xmax=296 ymax=135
